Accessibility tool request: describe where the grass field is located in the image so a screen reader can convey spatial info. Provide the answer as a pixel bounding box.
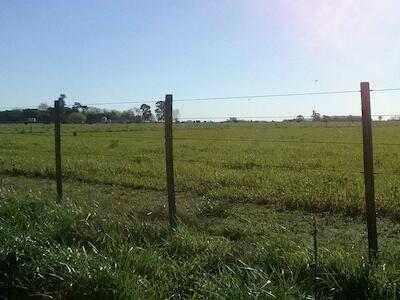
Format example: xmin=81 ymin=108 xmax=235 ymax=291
xmin=1 ymin=122 xmax=400 ymax=298
xmin=1 ymin=122 xmax=400 ymax=217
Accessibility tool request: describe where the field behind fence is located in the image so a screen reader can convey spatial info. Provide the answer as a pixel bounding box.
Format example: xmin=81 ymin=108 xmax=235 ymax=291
xmin=1 ymin=82 xmax=400 ymax=261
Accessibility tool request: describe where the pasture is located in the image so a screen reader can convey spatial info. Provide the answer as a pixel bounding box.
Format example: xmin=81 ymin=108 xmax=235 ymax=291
xmin=1 ymin=121 xmax=400 ymax=298
xmin=1 ymin=121 xmax=400 ymax=216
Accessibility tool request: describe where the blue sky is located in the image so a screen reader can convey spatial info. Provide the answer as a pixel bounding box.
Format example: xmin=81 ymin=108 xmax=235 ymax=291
xmin=1 ymin=0 xmax=399 ymax=119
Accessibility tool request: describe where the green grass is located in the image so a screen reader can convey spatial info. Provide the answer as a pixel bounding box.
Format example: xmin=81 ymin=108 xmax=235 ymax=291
xmin=1 ymin=122 xmax=400 ymax=217
xmin=0 ymin=176 xmax=400 ymax=299
xmin=1 ymin=122 xmax=400 ymax=298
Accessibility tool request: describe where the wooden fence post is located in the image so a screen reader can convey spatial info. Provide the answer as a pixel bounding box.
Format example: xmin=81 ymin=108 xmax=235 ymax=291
xmin=54 ymin=99 xmax=63 ymax=201
xmin=360 ymin=82 xmax=378 ymax=260
xmin=164 ymin=94 xmax=177 ymax=230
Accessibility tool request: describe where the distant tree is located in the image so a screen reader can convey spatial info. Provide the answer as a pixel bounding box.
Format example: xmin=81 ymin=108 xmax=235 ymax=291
xmin=155 ymin=101 xmax=165 ymax=122
xmin=131 ymin=107 xmax=143 ymax=123
xmin=312 ymin=110 xmax=321 ymax=121
xmin=58 ymin=94 xmax=67 ymax=121
xmin=68 ymin=112 xmax=86 ymax=124
xmin=87 ymin=107 xmax=102 ymax=114
xmin=140 ymin=104 xmax=153 ymax=122
xmin=378 ymin=115 xmax=383 ymax=121
xmin=38 ymin=103 xmax=49 ymax=111
xmin=121 ymin=108 xmax=134 ymax=120
xmin=133 ymin=107 xmax=141 ymax=116
xmin=124 ymin=108 xmax=143 ymax=123
xmin=72 ymin=102 xmax=88 ymax=113
xmin=37 ymin=107 xmax=52 ymax=123
xmin=109 ymin=110 xmax=122 ymax=121
xmin=227 ymin=117 xmax=238 ymax=122
xmin=58 ymin=94 xmax=66 ymax=107
xmin=296 ymin=115 xmax=305 ymax=122
xmin=172 ymin=109 xmax=180 ymax=123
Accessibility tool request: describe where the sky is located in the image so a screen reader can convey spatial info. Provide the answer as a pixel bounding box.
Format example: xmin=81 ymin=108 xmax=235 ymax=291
xmin=1 ymin=0 xmax=400 ymax=120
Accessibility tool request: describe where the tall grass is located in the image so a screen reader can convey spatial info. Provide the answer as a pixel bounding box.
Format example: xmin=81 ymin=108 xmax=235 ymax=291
xmin=0 ymin=177 xmax=399 ymax=298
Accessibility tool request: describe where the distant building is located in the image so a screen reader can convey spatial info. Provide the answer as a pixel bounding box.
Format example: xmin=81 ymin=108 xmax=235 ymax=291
xmin=227 ymin=117 xmax=238 ymax=122
xmin=27 ymin=117 xmax=37 ymax=123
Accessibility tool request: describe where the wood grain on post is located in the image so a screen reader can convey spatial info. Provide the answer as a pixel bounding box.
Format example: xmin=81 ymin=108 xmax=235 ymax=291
xmin=54 ymin=100 xmax=63 ymax=200
xmin=360 ymin=82 xmax=378 ymax=260
xmin=164 ymin=94 xmax=177 ymax=230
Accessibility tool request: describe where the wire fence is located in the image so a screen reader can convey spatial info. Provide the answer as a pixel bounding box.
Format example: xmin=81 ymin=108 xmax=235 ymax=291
xmin=1 ymin=85 xmax=400 ymax=110
xmin=1 ymin=82 xmax=400 ymax=259
xmin=1 ymin=145 xmax=400 ymax=180
xmin=4 ymin=129 xmax=400 ymax=148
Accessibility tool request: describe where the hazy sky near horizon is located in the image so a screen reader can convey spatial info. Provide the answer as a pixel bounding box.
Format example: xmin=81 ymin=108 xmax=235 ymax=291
xmin=1 ymin=0 xmax=399 ymax=119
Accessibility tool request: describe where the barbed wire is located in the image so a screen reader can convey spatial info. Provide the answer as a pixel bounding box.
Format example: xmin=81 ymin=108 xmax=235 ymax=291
xmin=2 ymin=129 xmax=400 ymax=147
xmin=0 ymin=132 xmax=54 ymax=136
xmin=64 ymin=152 xmax=164 ymax=160
xmin=59 ymin=134 xmax=366 ymax=145
xmin=1 ymin=86 xmax=400 ymax=110
xmin=179 ymin=114 xmax=400 ymax=119
xmin=371 ymin=88 xmax=400 ymax=93
xmin=173 ymin=158 xmax=396 ymax=176
xmin=0 ymin=120 xmax=398 ymax=135
xmin=173 ymin=90 xmax=361 ymax=102
xmin=172 ymin=137 xmax=361 ymax=145
xmin=0 ymin=89 xmax=362 ymax=109
xmin=179 ymin=116 xmax=307 ymax=120
xmin=0 ymin=149 xmax=54 ymax=155
xmin=60 ymin=134 xmax=163 ymax=141
xmin=2 ymin=149 xmax=399 ymax=177
xmin=173 ymin=158 xmax=363 ymax=174
xmin=0 ymin=114 xmax=398 ymax=127
xmin=0 ymin=148 xmax=165 ymax=161
xmin=56 ymin=89 xmax=363 ymax=106
xmin=173 ymin=137 xmax=400 ymax=147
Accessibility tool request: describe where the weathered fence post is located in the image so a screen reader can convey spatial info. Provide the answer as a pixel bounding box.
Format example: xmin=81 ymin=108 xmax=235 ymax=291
xmin=360 ymin=82 xmax=378 ymax=260
xmin=54 ymin=99 xmax=63 ymax=201
xmin=164 ymin=94 xmax=177 ymax=230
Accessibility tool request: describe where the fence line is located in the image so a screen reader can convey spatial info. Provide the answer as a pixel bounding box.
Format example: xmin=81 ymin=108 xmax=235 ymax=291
xmin=56 ymin=89 xmax=362 ymax=107
xmin=0 ymin=148 xmax=165 ymax=160
xmin=173 ymin=90 xmax=361 ymax=102
xmin=2 ymin=148 xmax=400 ymax=177
xmin=174 ymin=159 xmax=364 ymax=175
xmin=4 ymin=130 xmax=400 ymax=147
xmin=4 ymin=81 xmax=400 ymax=260
xmin=179 ymin=114 xmax=400 ymax=119
xmin=173 ymin=137 xmax=400 ymax=147
xmin=1 ymin=85 xmax=400 ymax=110
xmin=371 ymin=87 xmax=400 ymax=93
xmin=174 ymin=158 xmax=400 ymax=176
xmin=0 ymin=113 xmax=398 ymax=124
xmin=3 ymin=148 xmax=400 ymax=176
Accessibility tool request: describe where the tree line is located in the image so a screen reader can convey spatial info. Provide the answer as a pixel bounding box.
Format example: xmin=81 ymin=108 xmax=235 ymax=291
xmin=0 ymin=96 xmax=179 ymax=124
xmin=286 ymin=110 xmax=363 ymax=122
